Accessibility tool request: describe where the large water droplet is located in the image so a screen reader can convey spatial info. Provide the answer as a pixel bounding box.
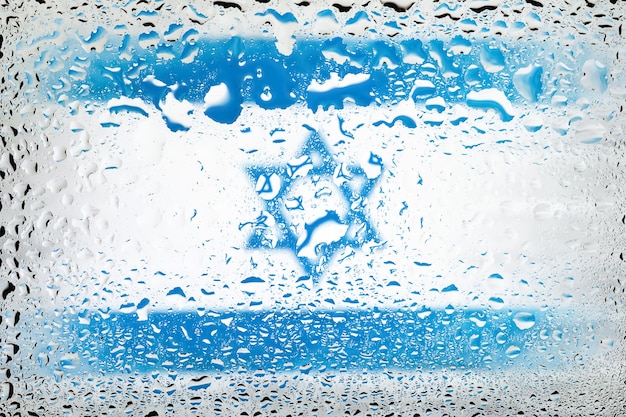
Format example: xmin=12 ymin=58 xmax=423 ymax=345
xmin=505 ymin=345 xmax=521 ymax=359
xmin=480 ymin=45 xmax=505 ymax=73
xmin=512 ymin=311 xmax=536 ymax=330
xmin=466 ymin=88 xmax=515 ymax=122
xmin=513 ymin=64 xmax=543 ymax=102
xmin=580 ymin=59 xmax=607 ymax=92
xmin=255 ymin=173 xmax=282 ymax=200
xmin=574 ymin=120 xmax=606 ymax=144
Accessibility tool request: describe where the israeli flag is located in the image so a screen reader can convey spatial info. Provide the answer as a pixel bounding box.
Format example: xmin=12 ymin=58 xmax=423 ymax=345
xmin=8 ymin=2 xmax=621 ymax=401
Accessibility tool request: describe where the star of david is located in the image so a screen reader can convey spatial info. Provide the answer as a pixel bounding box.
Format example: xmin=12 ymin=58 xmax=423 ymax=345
xmin=242 ymin=126 xmax=383 ymax=279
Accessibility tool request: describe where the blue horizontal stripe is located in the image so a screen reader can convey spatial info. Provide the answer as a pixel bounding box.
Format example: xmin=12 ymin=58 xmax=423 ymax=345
xmin=43 ymin=36 xmax=548 ymax=123
xmin=63 ymin=307 xmax=573 ymax=374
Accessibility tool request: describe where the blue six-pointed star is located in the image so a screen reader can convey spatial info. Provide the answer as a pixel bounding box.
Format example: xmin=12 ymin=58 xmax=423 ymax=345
xmin=243 ymin=126 xmax=383 ymax=279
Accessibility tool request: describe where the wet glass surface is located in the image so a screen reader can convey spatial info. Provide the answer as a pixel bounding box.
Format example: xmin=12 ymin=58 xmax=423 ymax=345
xmin=1 ymin=1 xmax=625 ymax=415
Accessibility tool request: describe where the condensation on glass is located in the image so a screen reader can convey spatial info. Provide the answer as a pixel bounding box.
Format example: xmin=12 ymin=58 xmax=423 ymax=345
xmin=1 ymin=0 xmax=625 ymax=415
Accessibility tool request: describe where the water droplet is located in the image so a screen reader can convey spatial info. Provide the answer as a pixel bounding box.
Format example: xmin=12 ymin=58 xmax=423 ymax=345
xmin=574 ymin=120 xmax=606 ymax=144
xmin=580 ymin=59 xmax=607 ymax=92
xmin=469 ymin=334 xmax=481 ymax=350
xmin=466 ymin=88 xmax=515 ymax=122
xmin=533 ymin=203 xmax=552 ymax=220
xmin=505 ymin=345 xmax=521 ymax=359
xmin=513 ymin=64 xmax=543 ymax=101
xmin=512 ymin=311 xmax=536 ymax=330
xmin=255 ymin=173 xmax=282 ymax=200
xmin=480 ymin=45 xmax=505 ymax=73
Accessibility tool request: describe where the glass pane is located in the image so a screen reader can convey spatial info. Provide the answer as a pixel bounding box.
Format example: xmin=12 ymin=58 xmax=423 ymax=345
xmin=2 ymin=1 xmax=625 ymax=415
